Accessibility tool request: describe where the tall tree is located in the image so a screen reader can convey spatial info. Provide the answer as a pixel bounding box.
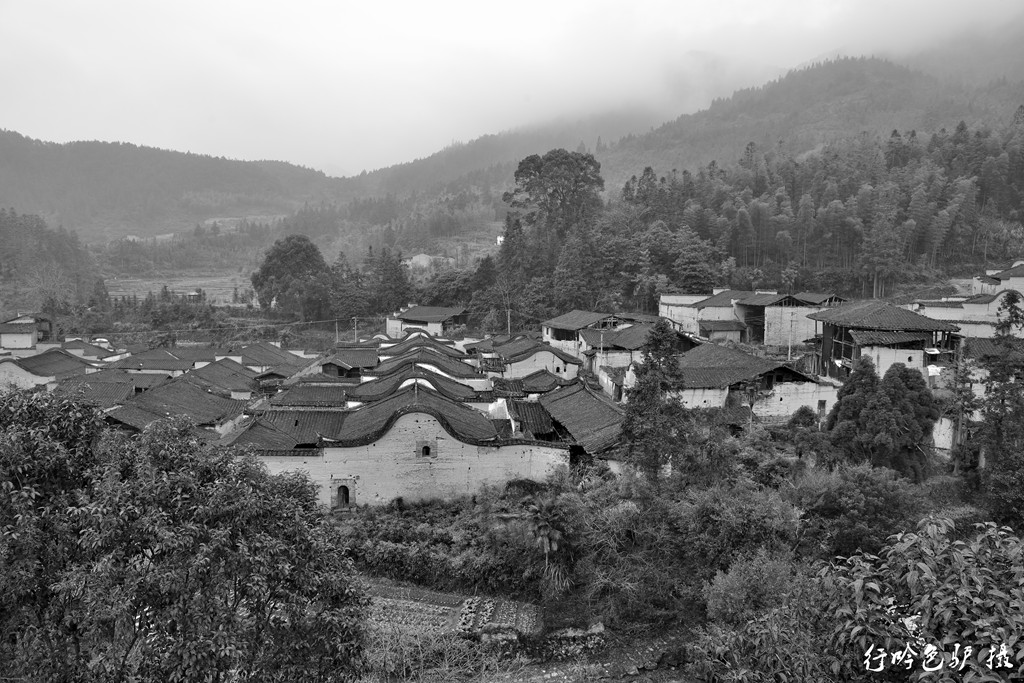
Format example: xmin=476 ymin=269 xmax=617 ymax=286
xmin=251 ymin=234 xmax=332 ymax=321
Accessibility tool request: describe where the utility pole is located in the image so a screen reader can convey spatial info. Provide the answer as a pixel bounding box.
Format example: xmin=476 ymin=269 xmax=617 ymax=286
xmin=335 ymin=319 xmax=339 ymax=344
xmin=506 ymin=308 xmax=511 ymax=336
xmin=788 ymin=309 xmax=794 ymax=361
xmin=352 ymin=317 xmax=358 ymax=343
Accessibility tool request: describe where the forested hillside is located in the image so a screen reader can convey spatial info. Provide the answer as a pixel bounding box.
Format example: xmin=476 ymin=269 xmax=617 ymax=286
xmin=0 ymin=131 xmax=339 ymax=241
xmin=4 ymin=56 xmax=1022 ymax=250
xmin=0 ymin=209 xmax=97 ymax=316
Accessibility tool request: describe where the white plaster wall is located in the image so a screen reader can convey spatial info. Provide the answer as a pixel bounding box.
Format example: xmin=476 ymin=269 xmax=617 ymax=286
xmin=506 ymin=351 xmax=579 ymax=379
xmin=952 ymin=321 xmax=997 ymax=338
xmin=753 ymin=382 xmax=838 ymax=420
xmin=863 ymin=348 xmax=927 ymax=380
xmin=673 ymin=387 xmax=730 ymax=408
xmin=659 ymin=305 xmax=699 ymax=335
xmin=699 ymin=307 xmax=739 ymax=322
xmin=763 ymin=307 xmax=823 ymax=347
xmin=0 ymin=332 xmax=36 ymax=349
xmin=0 ymin=364 xmax=51 ymax=389
xmin=259 ymin=412 xmax=567 ymax=506
xmin=933 ymin=417 xmax=955 ymax=452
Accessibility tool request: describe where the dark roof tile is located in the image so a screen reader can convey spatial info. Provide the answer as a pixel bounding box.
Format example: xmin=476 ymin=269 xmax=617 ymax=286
xmin=539 ymin=382 xmax=624 ymax=453
xmin=807 ymin=300 xmax=959 ymax=332
xmin=541 ymin=310 xmax=613 ymax=330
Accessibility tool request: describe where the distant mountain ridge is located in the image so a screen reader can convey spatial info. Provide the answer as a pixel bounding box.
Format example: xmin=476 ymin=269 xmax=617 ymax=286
xmin=2 ymin=53 xmax=1022 ymax=243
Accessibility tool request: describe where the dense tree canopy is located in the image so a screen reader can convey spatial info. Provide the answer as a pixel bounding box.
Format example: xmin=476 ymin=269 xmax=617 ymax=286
xmin=251 ymin=234 xmax=332 ymax=320
xmin=0 ymin=391 xmax=367 ymax=681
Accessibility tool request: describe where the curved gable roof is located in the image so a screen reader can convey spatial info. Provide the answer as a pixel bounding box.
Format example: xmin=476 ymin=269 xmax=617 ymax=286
xmin=368 ymin=348 xmax=484 ymax=378
xmin=326 ymin=385 xmax=498 ymax=446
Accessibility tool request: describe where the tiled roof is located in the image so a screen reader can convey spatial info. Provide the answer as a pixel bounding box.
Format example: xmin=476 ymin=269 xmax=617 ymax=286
xmin=270 ymin=384 xmax=349 ymax=407
xmin=914 ymin=300 xmax=964 ymax=308
xmin=492 ymin=378 xmax=525 ymax=398
xmin=541 ymin=310 xmax=613 ymax=331
xmin=848 ymin=330 xmax=931 ymax=346
xmin=167 ymin=346 xmax=235 ymax=362
xmin=993 ymin=264 xmax=1024 ymax=279
xmin=976 ymin=275 xmax=1001 ymax=285
xmin=676 ymin=344 xmax=788 ymax=389
xmin=238 ymin=342 xmax=303 ymax=367
xmin=694 ymin=290 xmax=755 ymax=310
xmin=106 ymin=378 xmax=245 ymax=430
xmin=62 ymin=368 xmax=169 ymax=390
xmin=699 ymin=320 xmax=747 ymax=332
xmin=55 ymin=381 xmax=134 ymax=409
xmin=616 ymin=312 xmax=661 ymax=324
xmin=508 ymin=400 xmax=554 ymax=436
xmin=329 ymin=385 xmax=498 ymax=446
xmin=380 ymin=336 xmax=467 ymax=359
xmin=579 ymin=324 xmax=653 ymax=351
xmin=0 ymin=322 xmax=37 ymax=333
xmin=520 ymin=369 xmax=575 ymax=393
xmin=963 ymin=336 xmax=1024 ymax=361
xmin=491 ymin=338 xmax=582 ymax=364
xmin=62 ymin=339 xmax=112 ymax=357
xmin=185 ymin=358 xmax=259 ymax=394
xmin=737 ymin=293 xmax=788 ymax=307
xmin=396 ymin=306 xmax=466 ymax=323
xmin=367 ymin=348 xmax=484 ymax=379
xmin=348 ymin=365 xmax=478 ymax=402
xmin=108 ymin=350 xmax=194 ymax=372
xmin=793 ymin=292 xmax=846 ymax=305
xmin=806 ymin=300 xmax=959 ymax=332
xmin=260 ymin=410 xmax=346 ymax=444
xmin=321 ymin=348 xmax=380 ymax=369
xmin=13 ymin=349 xmax=95 ymax=378
xmin=498 ymin=340 xmax=564 ymax=363
xmin=539 ymin=382 xmax=624 ymax=453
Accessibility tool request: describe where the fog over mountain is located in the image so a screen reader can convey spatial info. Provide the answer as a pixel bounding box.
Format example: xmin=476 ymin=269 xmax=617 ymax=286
xmin=1 ymin=0 xmax=1021 ymax=177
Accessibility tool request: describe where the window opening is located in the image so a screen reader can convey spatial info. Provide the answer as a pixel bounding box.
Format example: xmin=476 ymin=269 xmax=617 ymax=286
xmin=421 ymin=445 xmax=431 ymax=457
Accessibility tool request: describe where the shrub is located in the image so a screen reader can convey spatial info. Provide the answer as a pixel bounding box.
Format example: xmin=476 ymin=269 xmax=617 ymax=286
xmin=703 ymin=549 xmax=797 ymax=626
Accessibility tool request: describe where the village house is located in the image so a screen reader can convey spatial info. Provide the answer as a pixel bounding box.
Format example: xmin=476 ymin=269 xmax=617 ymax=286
xmin=0 ymin=314 xmax=52 ymax=351
xmin=734 ymin=292 xmax=847 ymax=348
xmin=385 ymin=306 xmax=468 ymax=337
xmin=319 ymin=347 xmax=381 ymax=380
xmin=658 ymin=290 xmax=755 ymax=337
xmin=908 ymin=290 xmax=1022 ymax=339
xmin=230 ymin=385 xmax=570 ymax=507
xmin=363 ymin=347 xmax=491 ymax=391
xmin=577 ymin=324 xmax=652 ymax=372
xmin=0 ymin=348 xmax=99 ymax=390
xmin=107 ymin=350 xmax=195 ymax=377
xmin=628 ymin=343 xmax=839 ymax=420
xmin=184 ymin=358 xmax=260 ymax=400
xmin=540 ymin=310 xmax=658 ymax=358
xmin=807 ymin=300 xmax=959 ymax=381
xmin=105 ymin=377 xmax=248 ymax=436
xmin=470 ymin=336 xmax=582 ymax=379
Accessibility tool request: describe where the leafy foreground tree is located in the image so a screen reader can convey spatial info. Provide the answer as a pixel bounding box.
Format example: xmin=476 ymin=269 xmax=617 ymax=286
xmin=689 ymin=517 xmax=1024 ymax=681
xmin=826 ymin=357 xmax=938 ymax=481
xmin=0 ymin=391 xmax=366 ymax=682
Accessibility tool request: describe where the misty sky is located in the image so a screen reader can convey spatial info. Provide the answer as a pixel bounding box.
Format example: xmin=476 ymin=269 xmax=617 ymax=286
xmin=1 ymin=0 xmax=1019 ymax=176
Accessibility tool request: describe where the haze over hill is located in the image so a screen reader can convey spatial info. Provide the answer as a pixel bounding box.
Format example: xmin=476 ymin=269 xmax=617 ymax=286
xmin=1 ymin=11 xmax=1023 ymax=244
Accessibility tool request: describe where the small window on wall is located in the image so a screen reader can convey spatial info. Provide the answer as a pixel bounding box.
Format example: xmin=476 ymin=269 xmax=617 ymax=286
xmin=907 ymin=356 xmax=913 ymax=363
xmin=421 ymin=445 xmax=431 ymax=457
xmin=331 ymin=479 xmax=355 ymax=509
xmin=416 ymin=439 xmax=437 ymax=458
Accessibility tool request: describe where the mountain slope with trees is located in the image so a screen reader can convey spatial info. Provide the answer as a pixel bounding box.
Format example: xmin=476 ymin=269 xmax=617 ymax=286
xmin=3 ymin=54 xmax=1023 ymax=248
